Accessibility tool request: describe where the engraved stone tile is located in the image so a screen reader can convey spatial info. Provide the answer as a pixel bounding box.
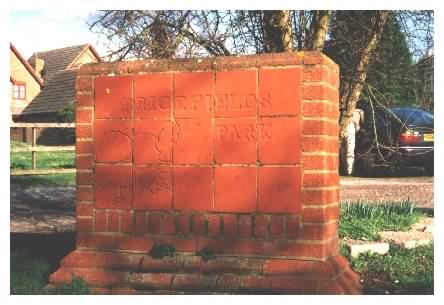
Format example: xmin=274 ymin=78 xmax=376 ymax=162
xmin=95 ymin=120 xmax=132 ymax=163
xmin=133 ymin=166 xmax=172 ymax=210
xmin=95 ymin=76 xmax=132 ymax=119
xmin=134 ymin=74 xmax=173 ymax=119
xmin=133 ymin=120 xmax=172 ymax=164
xmin=95 ymin=165 xmax=132 ymax=209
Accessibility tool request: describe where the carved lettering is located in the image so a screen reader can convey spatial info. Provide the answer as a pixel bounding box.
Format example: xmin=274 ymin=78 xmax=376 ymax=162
xmin=258 ymin=123 xmax=272 ymax=142
xmin=122 ymin=97 xmax=132 ymax=112
xmin=135 ymin=96 xmax=171 ymax=112
xmin=175 ymin=95 xmax=214 ymax=112
xmin=216 ymin=123 xmax=258 ymax=142
xmin=136 ymin=169 xmax=171 ymax=195
xmin=215 ymin=94 xmax=256 ymax=112
xmin=259 ymin=93 xmax=272 ymax=108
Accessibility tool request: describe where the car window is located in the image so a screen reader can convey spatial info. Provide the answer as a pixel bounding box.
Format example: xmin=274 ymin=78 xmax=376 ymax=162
xmin=391 ymin=108 xmax=434 ymax=125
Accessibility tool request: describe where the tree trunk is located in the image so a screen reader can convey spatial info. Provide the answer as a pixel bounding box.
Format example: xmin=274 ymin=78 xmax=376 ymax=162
xmin=262 ymin=10 xmax=293 ymax=52
xmin=308 ymin=10 xmax=332 ymax=51
xmin=339 ymin=11 xmax=390 ymax=139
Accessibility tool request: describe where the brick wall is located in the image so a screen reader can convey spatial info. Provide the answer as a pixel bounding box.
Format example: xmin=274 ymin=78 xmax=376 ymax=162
xmin=50 ymin=52 xmax=361 ymax=294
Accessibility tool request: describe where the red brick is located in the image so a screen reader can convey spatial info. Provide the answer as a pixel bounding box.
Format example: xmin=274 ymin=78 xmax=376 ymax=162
xmin=133 ymin=120 xmax=172 ymax=164
xmin=254 ymin=215 xmax=267 ymax=238
xmin=76 ymin=93 xmax=93 ymax=106
xmin=303 ymin=66 xmax=330 ymax=82
xmin=161 ymin=213 xmax=176 ymax=235
xmin=258 ymin=67 xmax=302 ymax=116
xmin=214 ymin=167 xmax=256 ymax=213
xmin=222 ymin=214 xmax=236 ymax=237
xmin=77 ymin=186 xmax=93 ymax=201
xmin=207 ymin=214 xmax=221 ymax=237
xmin=318 ymin=281 xmax=345 ymax=294
xmin=76 ymin=108 xmax=92 ymax=124
xmin=173 ymin=167 xmax=213 ymax=211
xmin=94 ymin=165 xmax=132 ymax=209
xmin=114 ymin=236 xmax=154 ymax=252
xmin=120 ymin=211 xmax=133 ymax=233
xmin=286 ymin=215 xmax=301 ymax=239
xmin=301 ymin=222 xmax=338 ymax=240
xmin=95 ymin=76 xmax=132 ymax=119
xmin=270 ymin=215 xmax=285 ymax=239
xmin=76 ymin=141 xmax=93 ymax=154
xmin=76 ymin=155 xmax=93 ymax=169
xmin=107 ymin=210 xmax=120 ymax=232
xmin=173 ymin=119 xmax=213 ymax=164
xmin=302 ymin=119 xmax=338 ymax=137
xmin=303 ymin=172 xmax=339 ymax=188
xmin=77 ymin=233 xmax=114 ymax=249
xmin=156 ymin=237 xmax=196 ymax=252
xmin=196 ymin=238 xmax=234 ymax=254
xmin=192 ymin=214 xmax=207 ymax=236
xmin=77 ymin=171 xmax=94 ymax=185
xmin=232 ymin=240 xmax=276 ymax=255
xmin=214 ymin=118 xmax=257 ymax=164
xmin=148 ymin=212 xmax=162 ymax=234
xmin=258 ymin=167 xmax=301 ymax=213
xmin=238 ymin=215 xmax=253 ymax=238
xmin=263 ymin=259 xmax=313 ymax=275
xmin=302 ymin=155 xmax=339 ymax=170
xmin=95 ymin=120 xmax=132 ymax=163
xmin=134 ymin=74 xmax=172 ymax=119
xmin=178 ymin=214 xmax=191 ymax=235
xmin=95 ymin=210 xmax=107 ymax=232
xmin=302 ymin=52 xmax=333 ymax=65
xmin=174 ymin=72 xmax=214 ymax=118
xmin=277 ymin=241 xmax=325 ymax=258
xmin=258 ymin=117 xmax=301 ymax=164
xmin=302 ymin=189 xmax=339 ymax=206
xmin=134 ymin=211 xmax=147 ymax=233
xmin=77 ymin=217 xmax=93 ymax=232
xmin=302 ymin=205 xmax=340 ymax=223
xmin=302 ymin=101 xmax=339 ymax=118
xmin=302 ymin=84 xmax=336 ymax=101
xmin=172 ymin=274 xmax=204 ymax=290
xmin=76 ymin=125 xmax=92 ymax=138
xmin=133 ymin=166 xmax=172 ymax=210
xmin=302 ymin=136 xmax=339 ymax=153
xmin=215 ymin=70 xmax=257 ymax=117
xmin=76 ymin=204 xmax=93 ymax=217
xmin=76 ymin=76 xmax=93 ymax=91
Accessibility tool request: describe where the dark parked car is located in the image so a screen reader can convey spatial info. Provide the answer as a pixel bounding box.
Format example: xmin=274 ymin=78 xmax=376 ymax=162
xmin=354 ymin=105 xmax=434 ymax=175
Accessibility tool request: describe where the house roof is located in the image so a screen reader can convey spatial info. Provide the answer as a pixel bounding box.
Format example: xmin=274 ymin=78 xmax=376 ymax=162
xmin=10 ymin=43 xmax=43 ymax=86
xmin=21 ymin=70 xmax=77 ymax=115
xmin=27 ymin=44 xmax=101 ymax=83
xmin=21 ymin=44 xmax=101 ymax=117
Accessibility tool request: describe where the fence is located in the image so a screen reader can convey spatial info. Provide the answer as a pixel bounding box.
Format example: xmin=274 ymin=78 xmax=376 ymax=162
xmin=10 ymin=123 xmax=76 ymax=176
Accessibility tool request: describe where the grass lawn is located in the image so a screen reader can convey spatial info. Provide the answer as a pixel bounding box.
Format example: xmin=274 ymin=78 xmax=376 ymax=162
xmin=10 ymin=141 xmax=76 ymax=186
xmin=10 ymin=141 xmax=75 ymax=170
xmin=339 ymin=200 xmax=424 ymax=241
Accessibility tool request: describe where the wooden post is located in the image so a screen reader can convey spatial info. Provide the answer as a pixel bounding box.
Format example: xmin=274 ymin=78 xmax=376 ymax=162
xmin=31 ymin=127 xmax=36 ymax=170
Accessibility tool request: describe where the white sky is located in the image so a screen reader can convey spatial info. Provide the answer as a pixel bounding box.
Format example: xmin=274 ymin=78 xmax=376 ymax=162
xmin=10 ymin=9 xmax=108 ymax=59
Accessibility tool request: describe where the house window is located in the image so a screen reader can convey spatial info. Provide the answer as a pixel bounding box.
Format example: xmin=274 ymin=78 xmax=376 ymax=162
xmin=12 ymin=83 xmax=26 ymax=100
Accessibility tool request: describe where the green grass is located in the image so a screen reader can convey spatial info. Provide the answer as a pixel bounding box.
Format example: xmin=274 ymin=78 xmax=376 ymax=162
xmin=349 ymin=243 xmax=434 ymax=294
xmin=10 ymin=250 xmax=91 ymax=295
xmin=10 ymin=173 xmax=76 ymax=186
xmin=10 ymin=141 xmax=75 ymax=170
xmin=339 ymin=200 xmax=424 ymax=241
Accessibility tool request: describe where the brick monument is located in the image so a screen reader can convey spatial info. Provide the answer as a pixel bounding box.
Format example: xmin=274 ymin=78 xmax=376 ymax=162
xmin=49 ymin=52 xmax=361 ymax=294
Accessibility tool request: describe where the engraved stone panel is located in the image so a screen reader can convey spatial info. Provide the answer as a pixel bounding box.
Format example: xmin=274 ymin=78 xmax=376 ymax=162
xmin=95 ymin=165 xmax=132 ymax=209
xmin=133 ymin=166 xmax=172 ymax=210
xmin=134 ymin=74 xmax=172 ymax=119
xmin=173 ymin=119 xmax=213 ymax=164
xmin=258 ymin=68 xmax=302 ymax=116
xmin=95 ymin=76 xmax=132 ymax=119
xmin=133 ymin=120 xmax=172 ymax=164
xmin=215 ymin=71 xmax=257 ymax=118
xmin=95 ymin=120 xmax=132 ymax=163
xmin=174 ymin=72 xmax=214 ymax=118
xmin=173 ymin=167 xmax=213 ymax=211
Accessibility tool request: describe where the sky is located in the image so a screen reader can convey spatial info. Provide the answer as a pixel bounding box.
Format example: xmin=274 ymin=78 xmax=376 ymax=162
xmin=9 ymin=9 xmax=109 ymax=59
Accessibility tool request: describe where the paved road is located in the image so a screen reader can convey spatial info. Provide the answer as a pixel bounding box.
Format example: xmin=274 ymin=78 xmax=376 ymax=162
xmin=340 ymin=176 xmax=434 ymax=208
xmin=10 ymin=175 xmax=434 ymax=233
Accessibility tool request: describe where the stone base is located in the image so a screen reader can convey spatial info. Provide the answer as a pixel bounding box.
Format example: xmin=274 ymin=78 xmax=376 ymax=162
xmin=49 ymin=250 xmax=361 ymax=294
